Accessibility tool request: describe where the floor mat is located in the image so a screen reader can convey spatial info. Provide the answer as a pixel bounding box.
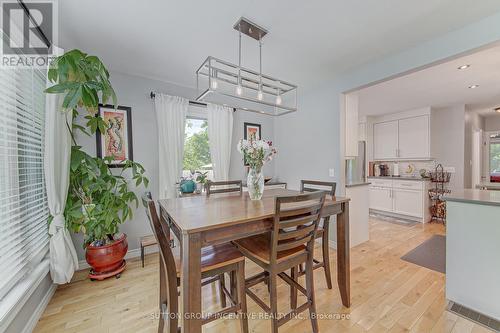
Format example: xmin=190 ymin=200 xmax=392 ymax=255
xmin=401 ymin=235 xmax=446 ymax=273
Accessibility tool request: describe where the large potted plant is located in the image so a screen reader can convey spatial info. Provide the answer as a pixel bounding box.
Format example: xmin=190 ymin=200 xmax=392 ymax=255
xmin=45 ymin=49 xmax=148 ymax=280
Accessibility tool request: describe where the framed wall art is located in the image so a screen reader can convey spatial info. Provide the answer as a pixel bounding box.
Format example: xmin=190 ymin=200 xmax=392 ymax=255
xmin=96 ymin=104 xmax=133 ymax=168
xmin=243 ymin=122 xmax=261 ymax=140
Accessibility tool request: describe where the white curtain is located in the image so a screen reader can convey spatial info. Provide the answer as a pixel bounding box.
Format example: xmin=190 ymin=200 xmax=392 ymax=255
xmin=207 ymin=104 xmax=234 ymax=181
xmin=45 ymin=47 xmax=79 ymax=284
xmin=154 ymin=94 xmax=188 ymax=199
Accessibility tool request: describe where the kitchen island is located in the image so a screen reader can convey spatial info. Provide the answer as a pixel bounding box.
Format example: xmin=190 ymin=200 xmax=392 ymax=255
xmin=444 ymin=189 xmax=500 ymax=322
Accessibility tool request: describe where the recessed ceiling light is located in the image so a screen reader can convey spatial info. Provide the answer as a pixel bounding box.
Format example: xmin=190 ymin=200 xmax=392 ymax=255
xmin=495 ymin=107 xmax=500 ymax=113
xmin=468 ymin=84 xmax=479 ymax=89
xmin=458 ymin=64 xmax=470 ymax=70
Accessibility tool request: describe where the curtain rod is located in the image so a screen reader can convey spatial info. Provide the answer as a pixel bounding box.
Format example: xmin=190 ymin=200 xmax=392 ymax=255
xmin=150 ymin=91 xmax=236 ymax=112
xmin=149 ymin=91 xmax=207 ymax=107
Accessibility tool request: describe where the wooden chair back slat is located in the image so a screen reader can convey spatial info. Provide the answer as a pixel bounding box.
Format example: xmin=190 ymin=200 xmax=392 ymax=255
xmin=300 ymin=180 xmax=337 ymax=197
xmin=270 ymin=191 xmax=326 ymax=265
xmin=276 ymin=234 xmax=312 ymax=252
xmin=278 ymin=204 xmax=322 ymax=218
xmin=141 ymin=192 xmax=179 ymax=315
xmin=278 ymin=223 xmax=316 ymax=241
xmin=278 ymin=214 xmax=320 ymax=229
xmin=206 ymin=180 xmax=243 ymax=195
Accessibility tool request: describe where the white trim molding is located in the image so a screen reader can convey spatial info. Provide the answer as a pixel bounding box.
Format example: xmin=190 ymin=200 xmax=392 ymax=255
xmin=0 ymin=259 xmax=52 ymax=333
xmin=21 ymin=284 xmax=57 ymax=333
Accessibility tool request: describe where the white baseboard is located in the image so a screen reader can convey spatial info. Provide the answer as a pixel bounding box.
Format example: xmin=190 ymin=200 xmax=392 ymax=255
xmin=21 ymin=284 xmax=57 ymax=333
xmin=78 ymin=245 xmax=159 ymax=270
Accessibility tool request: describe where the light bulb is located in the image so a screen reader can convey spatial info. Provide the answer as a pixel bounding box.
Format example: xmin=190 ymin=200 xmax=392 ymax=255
xmin=257 ymin=89 xmax=263 ymax=101
xmin=236 ymin=84 xmax=243 ymax=96
xmin=276 ymin=95 xmax=282 ymax=105
xmin=211 ymin=78 xmax=218 ymax=90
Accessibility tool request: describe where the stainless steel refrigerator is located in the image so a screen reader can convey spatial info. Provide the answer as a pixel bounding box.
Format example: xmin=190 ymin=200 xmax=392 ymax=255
xmin=345 ymin=141 xmax=366 ymax=184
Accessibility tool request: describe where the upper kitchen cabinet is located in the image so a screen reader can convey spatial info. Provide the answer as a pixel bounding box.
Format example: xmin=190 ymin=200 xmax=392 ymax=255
xmin=373 ymin=121 xmax=398 ymax=159
xmin=398 ymin=115 xmax=430 ymax=159
xmin=372 ymin=108 xmax=432 ymax=160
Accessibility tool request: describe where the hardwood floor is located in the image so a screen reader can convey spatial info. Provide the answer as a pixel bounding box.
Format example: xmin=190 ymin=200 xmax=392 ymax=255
xmin=34 ymin=218 xmax=493 ymax=333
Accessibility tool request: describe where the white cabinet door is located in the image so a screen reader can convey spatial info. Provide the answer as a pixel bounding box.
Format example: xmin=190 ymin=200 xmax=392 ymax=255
xmin=373 ymin=121 xmax=398 ymax=160
xmin=392 ymin=189 xmax=423 ymax=218
xmin=369 ymin=186 xmax=393 ymax=212
xmin=398 ymin=115 xmax=430 ymax=159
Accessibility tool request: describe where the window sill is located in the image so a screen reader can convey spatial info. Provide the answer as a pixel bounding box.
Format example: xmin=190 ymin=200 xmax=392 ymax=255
xmin=0 ymin=258 xmax=51 ymax=332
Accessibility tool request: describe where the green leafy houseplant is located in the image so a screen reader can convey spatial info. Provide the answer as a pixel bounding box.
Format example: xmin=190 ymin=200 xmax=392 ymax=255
xmin=45 ymin=49 xmax=148 ymax=247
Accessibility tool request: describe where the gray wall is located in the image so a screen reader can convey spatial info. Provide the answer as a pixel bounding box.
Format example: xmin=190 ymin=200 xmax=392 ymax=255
xmin=72 ymin=71 xmax=275 ymax=260
xmin=431 ymin=105 xmax=466 ymax=190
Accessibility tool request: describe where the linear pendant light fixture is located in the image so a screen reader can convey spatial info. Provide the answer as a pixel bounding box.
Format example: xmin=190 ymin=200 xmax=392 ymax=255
xmin=195 ymin=17 xmax=297 ymax=116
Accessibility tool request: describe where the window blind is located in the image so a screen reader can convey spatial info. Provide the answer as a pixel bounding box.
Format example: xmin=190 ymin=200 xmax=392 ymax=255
xmin=0 ymin=65 xmax=49 ymax=300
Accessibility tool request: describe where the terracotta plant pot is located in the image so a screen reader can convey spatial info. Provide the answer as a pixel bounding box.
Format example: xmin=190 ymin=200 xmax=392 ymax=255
xmin=85 ymin=234 xmax=128 ymax=280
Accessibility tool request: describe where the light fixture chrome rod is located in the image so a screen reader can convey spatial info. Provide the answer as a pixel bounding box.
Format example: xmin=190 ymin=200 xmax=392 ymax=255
xmin=258 ymin=38 xmax=262 ymax=89
xmin=195 ymin=89 xmax=297 ymax=112
xmin=238 ymin=24 xmax=242 ymax=84
xmin=197 ymin=56 xmax=296 ymax=90
xmin=198 ymin=70 xmax=290 ymax=95
xmin=198 ymin=64 xmax=294 ymax=93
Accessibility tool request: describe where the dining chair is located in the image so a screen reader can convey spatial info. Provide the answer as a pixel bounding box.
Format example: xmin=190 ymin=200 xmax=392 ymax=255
xmin=205 ymin=180 xmax=243 ymax=307
xmin=233 ymin=191 xmax=326 ymax=333
xmin=206 ymin=180 xmax=243 ymax=195
xmin=142 ymin=192 xmax=248 ymax=333
xmin=299 ymin=180 xmax=337 ymax=291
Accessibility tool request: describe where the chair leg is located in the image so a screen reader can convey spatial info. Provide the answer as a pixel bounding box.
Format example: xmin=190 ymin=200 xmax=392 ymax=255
xmin=269 ymin=273 xmax=279 ymax=333
xmin=141 ymin=245 xmax=145 ymax=268
xmin=322 ymin=222 xmax=333 ymax=289
xmin=290 ymin=266 xmax=298 ymax=310
xmin=236 ymin=261 xmax=249 ymax=333
xmin=218 ymin=273 xmax=227 ymax=308
xmin=305 ymin=256 xmax=319 ymax=333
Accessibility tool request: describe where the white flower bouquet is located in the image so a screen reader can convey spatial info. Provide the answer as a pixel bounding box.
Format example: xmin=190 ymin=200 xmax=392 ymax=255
xmin=237 ymin=138 xmax=277 ymax=171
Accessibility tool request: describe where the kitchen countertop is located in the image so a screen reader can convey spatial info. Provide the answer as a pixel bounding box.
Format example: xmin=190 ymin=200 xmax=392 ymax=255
xmin=444 ymin=189 xmax=500 ymax=207
xmin=475 ymin=182 xmax=500 ymax=190
xmin=345 ymin=182 xmax=371 ymax=188
xmin=368 ymin=176 xmax=430 ymax=181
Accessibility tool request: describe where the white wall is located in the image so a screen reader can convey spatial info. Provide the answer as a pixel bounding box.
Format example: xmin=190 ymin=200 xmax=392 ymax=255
xmin=484 ymin=114 xmax=500 ymax=131
xmin=431 ymin=105 xmax=466 ymax=189
xmin=72 ymin=71 xmax=275 ymax=260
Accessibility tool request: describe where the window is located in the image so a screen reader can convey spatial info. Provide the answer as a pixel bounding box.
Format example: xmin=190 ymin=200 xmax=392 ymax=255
xmin=182 ymin=117 xmax=213 ymax=179
xmin=0 ymin=66 xmax=49 ymax=300
xmin=489 ymin=133 xmax=500 ymax=182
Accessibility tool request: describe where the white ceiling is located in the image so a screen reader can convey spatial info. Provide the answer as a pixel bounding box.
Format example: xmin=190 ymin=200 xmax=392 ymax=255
xmin=58 ymin=0 xmax=500 ymax=90
xmin=356 ymin=45 xmax=500 ymax=117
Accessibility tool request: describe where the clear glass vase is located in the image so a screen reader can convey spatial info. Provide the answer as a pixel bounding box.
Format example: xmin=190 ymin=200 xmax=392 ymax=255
xmin=247 ymin=167 xmax=264 ymax=200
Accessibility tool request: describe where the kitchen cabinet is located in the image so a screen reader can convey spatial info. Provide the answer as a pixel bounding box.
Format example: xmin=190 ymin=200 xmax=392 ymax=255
xmin=398 ymin=115 xmax=430 ymax=159
xmin=392 ymin=188 xmax=423 ymax=218
xmin=373 ymin=115 xmax=431 ymax=160
xmin=369 ymin=186 xmax=393 ymax=212
xmin=373 ymin=121 xmax=398 ymax=160
xmin=369 ymin=178 xmax=430 ymax=223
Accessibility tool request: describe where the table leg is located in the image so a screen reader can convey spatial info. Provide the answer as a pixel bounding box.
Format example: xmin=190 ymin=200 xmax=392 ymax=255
xmin=180 ymin=232 xmax=202 ymax=333
xmin=336 ymin=202 xmax=351 ymax=307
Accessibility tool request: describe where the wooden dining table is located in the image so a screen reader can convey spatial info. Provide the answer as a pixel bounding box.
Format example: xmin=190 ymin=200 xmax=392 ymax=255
xmin=158 ymin=188 xmax=351 ymax=333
